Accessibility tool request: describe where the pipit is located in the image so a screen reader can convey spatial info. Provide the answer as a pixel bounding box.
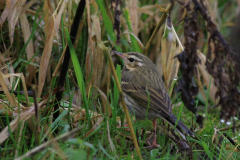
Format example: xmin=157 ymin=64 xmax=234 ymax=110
xmin=114 ymin=51 xmax=194 ymax=147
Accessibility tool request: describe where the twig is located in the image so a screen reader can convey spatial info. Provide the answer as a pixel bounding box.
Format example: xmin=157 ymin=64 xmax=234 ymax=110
xmin=219 ymin=123 xmax=240 ymax=131
xmin=53 ymin=0 xmax=86 ymax=130
xmin=143 ymin=2 xmax=175 ymax=55
xmin=223 ymin=133 xmax=240 ymax=150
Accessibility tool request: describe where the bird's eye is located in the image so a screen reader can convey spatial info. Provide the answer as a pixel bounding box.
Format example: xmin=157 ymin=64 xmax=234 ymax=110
xmin=128 ymin=58 xmax=134 ymax=62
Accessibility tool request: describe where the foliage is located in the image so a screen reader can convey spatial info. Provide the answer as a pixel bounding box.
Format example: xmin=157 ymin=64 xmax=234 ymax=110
xmin=0 ymin=0 xmax=239 ymax=159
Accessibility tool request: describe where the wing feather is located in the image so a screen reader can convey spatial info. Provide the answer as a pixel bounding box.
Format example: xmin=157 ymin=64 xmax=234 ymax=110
xmin=121 ymin=81 xmax=172 ymax=117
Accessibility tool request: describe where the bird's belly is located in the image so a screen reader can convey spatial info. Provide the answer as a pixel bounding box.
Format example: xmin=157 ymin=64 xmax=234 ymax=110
xmin=124 ymin=94 xmax=158 ymax=120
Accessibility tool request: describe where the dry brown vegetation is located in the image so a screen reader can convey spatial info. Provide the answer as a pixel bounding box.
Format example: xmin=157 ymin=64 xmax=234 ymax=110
xmin=0 ymin=0 xmax=240 ymax=159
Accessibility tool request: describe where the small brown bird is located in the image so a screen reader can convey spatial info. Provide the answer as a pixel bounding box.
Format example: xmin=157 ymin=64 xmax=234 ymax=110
xmin=114 ymin=51 xmax=194 ymax=147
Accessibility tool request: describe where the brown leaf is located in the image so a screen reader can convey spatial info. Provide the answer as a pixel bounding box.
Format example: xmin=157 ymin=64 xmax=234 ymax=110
xmin=197 ymin=50 xmax=217 ymax=101
xmin=38 ymin=0 xmax=66 ymax=97
xmin=0 ymin=99 xmax=48 ymax=144
xmin=94 ymin=85 xmax=112 ymax=116
xmin=0 ymin=0 xmax=26 ymax=44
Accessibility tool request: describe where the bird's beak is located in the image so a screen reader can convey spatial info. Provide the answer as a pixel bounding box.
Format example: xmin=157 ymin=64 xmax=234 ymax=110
xmin=113 ymin=50 xmax=125 ymax=59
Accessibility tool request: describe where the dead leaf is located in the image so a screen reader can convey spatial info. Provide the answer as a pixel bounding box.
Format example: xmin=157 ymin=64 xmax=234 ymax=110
xmin=0 ymin=99 xmax=48 ymax=144
xmin=197 ymin=50 xmax=217 ymax=102
xmin=38 ymin=0 xmax=66 ymax=97
xmin=19 ymin=13 xmax=37 ymax=86
xmin=0 ymin=0 xmax=26 ymax=44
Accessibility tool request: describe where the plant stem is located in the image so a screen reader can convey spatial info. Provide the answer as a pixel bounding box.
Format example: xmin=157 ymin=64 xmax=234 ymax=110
xmin=106 ymin=51 xmax=142 ymax=160
xmin=143 ymin=2 xmax=175 ymax=55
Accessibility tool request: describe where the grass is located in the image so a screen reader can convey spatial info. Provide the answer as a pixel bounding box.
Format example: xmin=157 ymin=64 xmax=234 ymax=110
xmin=0 ymin=0 xmax=240 ymax=159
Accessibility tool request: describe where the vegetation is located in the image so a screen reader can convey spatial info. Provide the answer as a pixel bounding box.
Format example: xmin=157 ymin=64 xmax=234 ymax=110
xmin=0 ymin=0 xmax=239 ymax=159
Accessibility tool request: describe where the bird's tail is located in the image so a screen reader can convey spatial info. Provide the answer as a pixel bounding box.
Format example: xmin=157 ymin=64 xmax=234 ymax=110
xmin=164 ymin=115 xmax=194 ymax=140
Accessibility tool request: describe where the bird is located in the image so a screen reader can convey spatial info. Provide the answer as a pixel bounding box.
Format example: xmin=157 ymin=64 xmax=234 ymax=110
xmin=113 ymin=51 xmax=194 ymax=147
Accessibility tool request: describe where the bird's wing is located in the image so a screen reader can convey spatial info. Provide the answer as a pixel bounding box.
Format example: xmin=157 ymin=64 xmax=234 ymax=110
xmin=121 ymin=81 xmax=172 ymax=116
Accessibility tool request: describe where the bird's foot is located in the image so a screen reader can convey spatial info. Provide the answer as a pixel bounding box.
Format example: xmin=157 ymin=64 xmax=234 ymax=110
xmin=147 ymin=138 xmax=161 ymax=148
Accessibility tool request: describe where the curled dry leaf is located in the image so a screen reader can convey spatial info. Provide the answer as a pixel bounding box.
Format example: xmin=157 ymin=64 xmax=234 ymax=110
xmin=0 ymin=0 xmax=26 ymax=44
xmin=197 ymin=50 xmax=217 ymax=102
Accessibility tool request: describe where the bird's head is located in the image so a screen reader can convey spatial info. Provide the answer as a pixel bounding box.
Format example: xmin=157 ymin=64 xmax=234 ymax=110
xmin=113 ymin=51 xmax=154 ymax=71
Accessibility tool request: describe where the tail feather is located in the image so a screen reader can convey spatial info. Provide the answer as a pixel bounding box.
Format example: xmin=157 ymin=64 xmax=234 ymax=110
xmin=164 ymin=115 xmax=194 ymax=139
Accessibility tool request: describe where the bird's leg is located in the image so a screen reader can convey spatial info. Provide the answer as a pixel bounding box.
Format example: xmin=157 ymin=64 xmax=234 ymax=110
xmin=147 ymin=119 xmax=160 ymax=148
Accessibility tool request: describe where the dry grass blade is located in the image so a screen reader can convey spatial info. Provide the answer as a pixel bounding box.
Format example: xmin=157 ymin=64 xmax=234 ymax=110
xmin=43 ymin=0 xmax=51 ymax=43
xmin=38 ymin=0 xmax=66 ymax=97
xmin=160 ymin=37 xmax=168 ymax=88
xmin=196 ymin=70 xmax=207 ymax=102
xmin=161 ymin=23 xmax=183 ymax=92
xmin=166 ymin=34 xmax=176 ymax=90
xmin=0 ymin=0 xmax=26 ymax=44
xmin=68 ymin=107 xmax=102 ymax=123
xmin=86 ymin=0 xmax=93 ymax=56
xmin=19 ymin=12 xmax=37 ymax=86
xmin=93 ymin=85 xmax=112 ymax=116
xmin=107 ymin=118 xmax=117 ymax=158
xmin=67 ymin=0 xmax=73 ymax=30
xmin=0 ymin=99 xmax=48 ymax=144
xmin=2 ymin=73 xmax=30 ymax=106
xmin=168 ymin=25 xmax=183 ymax=96
xmin=0 ymin=71 xmax=18 ymax=107
xmin=88 ymin=8 xmax=105 ymax=89
xmin=120 ymin=30 xmax=145 ymax=50
xmin=52 ymin=46 xmax=67 ymax=77
xmin=21 ymin=0 xmax=38 ymax=13
xmin=127 ymin=0 xmax=138 ymax=35
xmin=138 ymin=6 xmax=155 ymax=16
xmin=86 ymin=2 xmax=105 ymax=91
xmin=73 ymin=20 xmax=85 ymax=48
xmin=83 ymin=116 xmax=104 ymax=138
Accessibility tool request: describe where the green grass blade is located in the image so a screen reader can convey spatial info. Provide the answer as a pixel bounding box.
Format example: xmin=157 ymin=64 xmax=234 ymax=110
xmin=174 ymin=102 xmax=184 ymax=129
xmin=64 ymin=27 xmax=90 ymax=121
xmin=202 ymin=141 xmax=213 ymax=160
xmin=96 ymin=0 xmax=121 ymax=51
